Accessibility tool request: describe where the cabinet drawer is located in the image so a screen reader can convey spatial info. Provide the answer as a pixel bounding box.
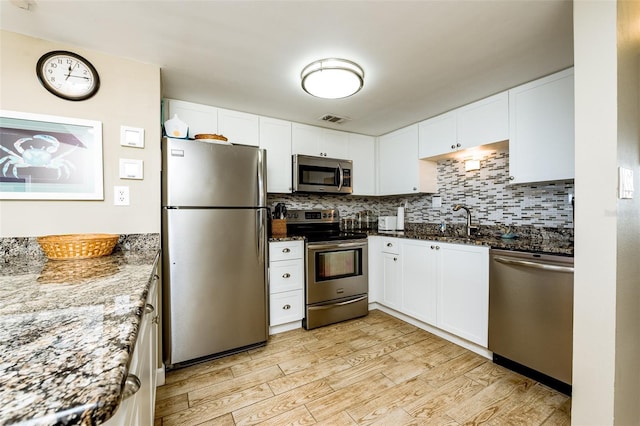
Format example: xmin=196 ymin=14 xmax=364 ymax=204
xmin=270 ymin=241 xmax=303 ymax=261
xmin=381 ymin=238 xmax=400 ymax=254
xmin=270 ymin=259 xmax=304 ymax=293
xmin=270 ymin=290 xmax=304 ymax=326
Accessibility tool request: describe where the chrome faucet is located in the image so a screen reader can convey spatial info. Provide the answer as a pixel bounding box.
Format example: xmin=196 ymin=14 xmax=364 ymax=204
xmin=452 ymin=204 xmax=477 ymax=237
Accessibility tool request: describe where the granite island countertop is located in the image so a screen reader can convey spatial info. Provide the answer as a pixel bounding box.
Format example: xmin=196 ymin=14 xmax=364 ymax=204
xmin=0 ymin=250 xmax=159 ymax=425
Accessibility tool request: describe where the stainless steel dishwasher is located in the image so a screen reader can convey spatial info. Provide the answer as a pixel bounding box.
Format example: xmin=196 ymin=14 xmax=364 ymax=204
xmin=488 ymin=249 xmax=574 ymax=395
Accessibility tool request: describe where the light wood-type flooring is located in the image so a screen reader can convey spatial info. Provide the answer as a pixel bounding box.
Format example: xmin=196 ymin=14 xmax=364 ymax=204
xmin=154 ymin=310 xmax=571 ymax=425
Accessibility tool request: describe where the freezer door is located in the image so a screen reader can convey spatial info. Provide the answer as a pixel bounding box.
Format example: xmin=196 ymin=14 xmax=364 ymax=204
xmin=162 ymin=208 xmax=268 ymax=365
xmin=162 ymin=138 xmax=267 ymax=207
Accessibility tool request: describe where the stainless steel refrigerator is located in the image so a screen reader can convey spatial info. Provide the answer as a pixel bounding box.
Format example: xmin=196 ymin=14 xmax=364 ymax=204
xmin=161 ymin=137 xmax=268 ymax=367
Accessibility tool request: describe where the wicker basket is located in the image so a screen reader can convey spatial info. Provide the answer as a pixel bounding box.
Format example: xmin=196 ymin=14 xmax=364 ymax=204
xmin=37 ymin=234 xmax=119 ymax=260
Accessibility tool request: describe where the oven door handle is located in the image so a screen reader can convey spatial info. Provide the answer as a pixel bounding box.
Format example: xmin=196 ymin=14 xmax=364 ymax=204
xmin=337 ymin=163 xmax=344 ymax=191
xmin=308 ymin=241 xmax=366 ymax=250
xmin=307 ymin=295 xmax=368 ymax=311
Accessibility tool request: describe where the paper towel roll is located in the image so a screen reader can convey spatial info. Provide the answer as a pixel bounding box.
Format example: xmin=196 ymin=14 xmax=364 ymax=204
xmin=396 ymin=207 xmax=405 ymax=230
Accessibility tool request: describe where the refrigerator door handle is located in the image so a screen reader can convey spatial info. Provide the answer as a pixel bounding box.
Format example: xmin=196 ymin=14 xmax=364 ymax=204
xmin=257 ymin=208 xmax=266 ymax=264
xmin=257 ymin=149 xmax=267 ymax=206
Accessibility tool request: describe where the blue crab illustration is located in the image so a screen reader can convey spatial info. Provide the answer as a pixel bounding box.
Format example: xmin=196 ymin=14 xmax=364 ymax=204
xmin=0 ymin=134 xmax=76 ymax=179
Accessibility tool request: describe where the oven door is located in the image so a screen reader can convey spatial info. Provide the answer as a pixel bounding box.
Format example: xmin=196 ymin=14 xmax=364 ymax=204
xmin=306 ymin=240 xmax=368 ymax=304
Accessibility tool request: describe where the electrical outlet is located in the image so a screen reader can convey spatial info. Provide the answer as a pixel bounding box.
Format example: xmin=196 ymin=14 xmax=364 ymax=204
xmin=114 ymin=186 xmax=130 ymax=206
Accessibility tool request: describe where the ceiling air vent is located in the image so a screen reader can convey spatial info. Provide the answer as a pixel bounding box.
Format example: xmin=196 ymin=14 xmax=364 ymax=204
xmin=318 ymin=114 xmax=350 ymax=124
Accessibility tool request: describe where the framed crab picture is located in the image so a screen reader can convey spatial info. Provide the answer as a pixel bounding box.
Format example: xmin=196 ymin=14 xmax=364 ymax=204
xmin=0 ymin=110 xmax=103 ymax=200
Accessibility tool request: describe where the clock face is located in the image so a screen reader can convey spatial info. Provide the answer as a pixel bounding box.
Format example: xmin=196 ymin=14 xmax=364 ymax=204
xmin=36 ymin=51 xmax=100 ymax=101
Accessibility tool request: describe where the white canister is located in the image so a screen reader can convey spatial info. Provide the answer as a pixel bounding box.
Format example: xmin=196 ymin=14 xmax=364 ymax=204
xmin=396 ymin=207 xmax=405 ymax=231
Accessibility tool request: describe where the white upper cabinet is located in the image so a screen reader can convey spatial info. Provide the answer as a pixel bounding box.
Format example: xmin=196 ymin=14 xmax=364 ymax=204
xmin=165 ymin=99 xmax=218 ymax=139
xmin=419 ymin=91 xmax=508 ymax=159
xmin=291 ymin=123 xmax=349 ymax=159
xmin=347 ymin=133 xmax=376 ymax=196
xmin=418 ymin=112 xmax=456 ymax=158
xmin=378 ymin=124 xmax=437 ymax=195
xmin=508 ymin=68 xmax=574 ymax=184
xmin=218 ymin=108 xmax=260 ymax=146
xmin=259 ymin=117 xmax=292 ymax=193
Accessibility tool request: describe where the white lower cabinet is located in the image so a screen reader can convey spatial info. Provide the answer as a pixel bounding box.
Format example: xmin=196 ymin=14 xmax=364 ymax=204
xmin=382 ymin=251 xmax=402 ymax=310
xmin=436 ymin=243 xmax=489 ymax=347
xmin=269 ymin=241 xmax=304 ymax=332
xmin=370 ymin=236 xmax=489 ymax=348
xmin=104 ymin=265 xmax=159 ymax=425
xmin=401 ymin=240 xmax=437 ymax=325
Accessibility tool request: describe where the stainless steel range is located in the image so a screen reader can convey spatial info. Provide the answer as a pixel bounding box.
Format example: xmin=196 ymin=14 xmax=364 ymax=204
xmin=286 ymin=209 xmax=369 ymax=330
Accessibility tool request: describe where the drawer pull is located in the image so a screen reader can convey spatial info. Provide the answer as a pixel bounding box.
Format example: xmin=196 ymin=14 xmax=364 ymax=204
xmin=386 ymin=243 xmax=393 ymax=247
xmin=145 ymin=303 xmax=155 ymax=314
xmin=282 ymin=248 xmax=291 ymax=253
xmin=122 ymin=374 xmax=141 ymax=400
xmin=282 ymin=273 xmax=291 ymax=278
xmin=282 ymin=304 xmax=291 ymax=310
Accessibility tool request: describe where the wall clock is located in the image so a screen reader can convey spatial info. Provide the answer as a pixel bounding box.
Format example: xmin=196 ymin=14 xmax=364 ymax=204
xmin=36 ymin=50 xmax=100 ymax=101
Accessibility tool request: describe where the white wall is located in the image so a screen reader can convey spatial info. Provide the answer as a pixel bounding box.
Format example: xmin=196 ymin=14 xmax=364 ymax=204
xmin=0 ymin=31 xmax=161 ymax=237
xmin=573 ymin=1 xmax=640 ymax=424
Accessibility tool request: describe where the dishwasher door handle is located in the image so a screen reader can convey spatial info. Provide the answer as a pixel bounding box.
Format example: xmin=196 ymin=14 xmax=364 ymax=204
xmin=493 ymin=256 xmax=574 ymax=273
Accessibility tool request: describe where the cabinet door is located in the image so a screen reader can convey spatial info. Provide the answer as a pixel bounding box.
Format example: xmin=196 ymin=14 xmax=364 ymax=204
xmin=270 ymin=290 xmax=304 ymax=326
xmin=457 ymin=91 xmax=508 ymax=149
xmin=320 ymin=128 xmax=349 ymax=159
xmin=292 ymin=123 xmax=321 ymax=156
xmin=418 ymin=112 xmax=456 ymax=158
xmin=218 ymin=108 xmax=259 ymax=146
xmin=165 ymin=99 xmax=218 ymax=139
xmin=382 ymin=252 xmax=402 ymax=309
xmin=367 ymin=237 xmax=382 ymax=303
xmin=401 ymin=240 xmax=437 ymax=325
xmin=259 ymin=117 xmax=292 ymax=193
xmin=270 ymin=259 xmax=304 ymax=293
xmin=437 ymin=244 xmax=489 ymax=347
xmin=348 ymin=133 xmax=376 ymax=195
xmin=509 ymin=68 xmax=575 ymax=184
xmin=378 ymin=124 xmax=419 ymax=195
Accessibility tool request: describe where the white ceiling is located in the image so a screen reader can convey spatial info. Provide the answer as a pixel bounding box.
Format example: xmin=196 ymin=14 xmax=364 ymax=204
xmin=0 ymin=0 xmax=574 ymax=136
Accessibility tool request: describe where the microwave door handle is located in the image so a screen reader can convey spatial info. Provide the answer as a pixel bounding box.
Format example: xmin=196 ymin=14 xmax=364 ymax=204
xmin=337 ymin=163 xmax=344 ymax=191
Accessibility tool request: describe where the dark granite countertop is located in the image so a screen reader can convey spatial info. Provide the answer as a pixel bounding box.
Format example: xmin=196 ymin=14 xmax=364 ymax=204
xmin=0 ymin=249 xmax=159 ymax=425
xmin=368 ymin=229 xmax=573 ymax=256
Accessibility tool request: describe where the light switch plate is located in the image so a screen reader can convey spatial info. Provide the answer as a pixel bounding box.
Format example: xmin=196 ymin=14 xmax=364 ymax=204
xmin=119 ymin=159 xmax=144 ymax=180
xmin=619 ymin=167 xmax=634 ymax=199
xmin=120 ymin=126 xmax=145 ymax=148
xmin=432 ymin=195 xmax=442 ymax=208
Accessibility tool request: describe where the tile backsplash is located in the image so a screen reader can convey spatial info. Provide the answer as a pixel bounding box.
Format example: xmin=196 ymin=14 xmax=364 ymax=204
xmin=268 ymin=148 xmax=574 ymax=229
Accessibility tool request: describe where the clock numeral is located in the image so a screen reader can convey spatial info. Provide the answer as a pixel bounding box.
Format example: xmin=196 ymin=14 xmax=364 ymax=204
xmin=50 ymin=63 xmax=57 ymax=68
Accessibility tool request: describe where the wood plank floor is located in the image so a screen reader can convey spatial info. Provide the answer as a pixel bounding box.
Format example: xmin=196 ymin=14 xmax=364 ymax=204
xmin=154 ymin=310 xmax=571 ymax=425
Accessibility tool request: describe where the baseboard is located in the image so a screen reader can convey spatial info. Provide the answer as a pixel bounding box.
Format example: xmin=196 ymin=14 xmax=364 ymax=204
xmin=368 ymin=302 xmax=492 ymax=360
xmin=156 ymin=365 xmax=165 ymax=387
xmin=269 ymin=320 xmax=302 ymax=335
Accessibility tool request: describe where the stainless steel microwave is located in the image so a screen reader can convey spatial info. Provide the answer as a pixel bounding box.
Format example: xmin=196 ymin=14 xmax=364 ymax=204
xmin=292 ymin=154 xmax=353 ymax=194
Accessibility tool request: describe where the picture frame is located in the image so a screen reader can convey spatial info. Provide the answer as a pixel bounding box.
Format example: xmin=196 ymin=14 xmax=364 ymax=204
xmin=0 ymin=110 xmax=103 ymax=200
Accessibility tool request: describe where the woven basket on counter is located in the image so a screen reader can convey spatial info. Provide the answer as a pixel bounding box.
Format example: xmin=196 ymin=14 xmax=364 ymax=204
xmin=36 ymin=234 xmax=119 ymax=260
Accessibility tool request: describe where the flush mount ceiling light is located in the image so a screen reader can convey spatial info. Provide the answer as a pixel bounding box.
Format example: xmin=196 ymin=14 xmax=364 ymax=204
xmin=301 ymin=58 xmax=364 ymax=99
